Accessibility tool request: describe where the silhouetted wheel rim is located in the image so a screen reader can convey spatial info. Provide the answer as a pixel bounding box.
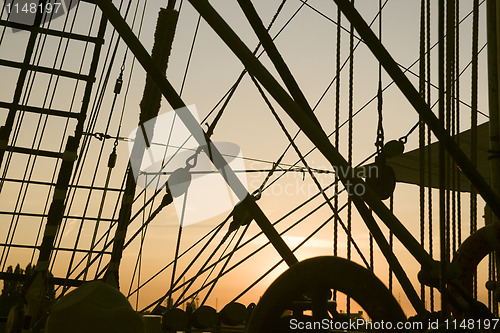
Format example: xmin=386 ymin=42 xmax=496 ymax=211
xmin=246 ymin=256 xmax=406 ymax=333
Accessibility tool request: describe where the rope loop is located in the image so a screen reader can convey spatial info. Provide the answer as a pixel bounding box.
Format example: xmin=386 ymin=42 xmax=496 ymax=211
xmin=94 ymin=132 xmax=111 ymax=141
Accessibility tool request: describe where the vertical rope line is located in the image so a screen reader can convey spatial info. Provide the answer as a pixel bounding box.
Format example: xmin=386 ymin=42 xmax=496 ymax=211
xmin=369 ymin=0 xmax=383 ymax=273
xmin=444 ymin=0 xmax=455 ymax=296
xmin=426 ymin=0 xmax=434 ymax=311
xmin=470 ymin=0 xmax=479 ymax=299
xmin=334 ymin=6 xmax=341 ymax=260
xmin=137 ymin=180 xmax=147 ymax=310
xmin=83 ymin=146 xmax=116 ymax=280
xmin=179 ymin=14 xmax=201 ymax=96
xmin=137 ymin=184 xmax=147 ymax=310
xmin=447 ymin=0 xmax=456 ymax=279
xmin=455 ymin=0 xmax=461 ymax=248
xmin=438 ymin=0 xmax=448 ymax=317
xmin=346 ymin=0 xmax=355 ymax=315
xmin=490 ymin=251 xmax=494 ymax=310
xmin=127 ymin=175 xmax=150 ymax=307
xmin=418 ymin=0 xmax=426 ymax=306
xmin=332 ymin=7 xmax=342 ymax=304
xmin=169 ymin=189 xmax=189 ymax=306
xmin=199 ymin=223 xmax=251 ymax=307
xmin=94 ymin=176 xmax=127 ymax=279
xmin=450 ymin=0 xmax=457 ymax=256
xmin=369 ymin=231 xmax=373 ymax=270
xmin=389 ymin=194 xmax=393 ymax=292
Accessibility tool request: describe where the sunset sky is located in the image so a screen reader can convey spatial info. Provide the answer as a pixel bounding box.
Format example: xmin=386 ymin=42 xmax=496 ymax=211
xmin=0 ymin=0 xmax=493 ymax=319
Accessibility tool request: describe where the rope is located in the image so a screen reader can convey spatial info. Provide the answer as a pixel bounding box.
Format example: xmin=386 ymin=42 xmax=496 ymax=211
xmin=455 ymin=0 xmax=461 ymax=249
xmin=137 ymin=181 xmax=148 ymax=309
xmin=128 ymin=177 xmax=150 ymax=309
xmin=398 ymin=39 xmax=487 ymax=146
xmin=122 ymin=1 xmax=292 ymax=213
xmin=253 ymin=162 xmax=281 ymax=199
xmin=438 ymin=0 xmax=447 ymax=317
xmin=83 ymin=3 xmax=147 ymax=278
xmin=6 ymin=0 xmax=100 ymax=272
xmin=368 ymin=0 xmax=384 ymax=273
xmin=334 ymin=4 xmax=341 ymax=259
xmin=64 ymin=65 xmax=126 ymax=282
xmin=293 ymin=0 xmax=486 ymax=120
xmin=114 ymin=0 xmax=146 ymax=142
xmin=94 ymin=175 xmax=126 ymax=279
xmin=81 ymin=69 xmax=123 ymax=281
xmin=104 ymin=4 xmax=179 ymax=287
xmin=250 ymin=75 xmax=369 ymax=267
xmin=95 ymin=0 xmax=149 ymax=281
xmin=52 ymin=0 xmax=138 ymax=280
xmin=206 ymin=0 xmax=386 ymax=198
xmin=83 ymin=143 xmax=118 ymax=280
xmin=139 ymin=168 xmax=359 ymax=310
xmin=246 ymin=0 xmax=489 ymax=197
xmin=169 ymin=191 xmax=188 ymax=306
xmin=471 ymin=0 xmax=479 ymax=299
xmin=446 ymin=0 xmax=456 ymax=260
xmin=138 ymin=220 xmax=228 ymax=312
xmin=205 ymin=0 xmax=289 ymax=138
xmin=230 ymin=214 xmax=335 ymax=303
xmin=310 ymin=0 xmax=389 ymax=111
xmin=146 ymin=178 xmax=344 ymax=310
xmin=171 ymin=215 xmax=236 ymax=308
xmin=418 ymin=0 xmax=426 ymax=305
xmin=375 ymin=0 xmax=384 ymax=155
xmin=186 ymin=210 xmax=340 ymax=307
xmin=16 ymin=1 xmax=101 ymax=317
xmin=140 ymin=148 xmax=375 ymax=311
xmin=298 ymin=0 xmax=362 ymax=43
xmin=61 ymin=183 xmax=168 ymax=286
xmin=447 ymin=0 xmax=456 ymax=265
xmin=389 ymin=194 xmax=393 ymax=291
xmin=262 ymin=3 xmax=486 ymax=202
xmin=199 ymin=224 xmax=250 ymax=306
xmin=347 ymin=0 xmax=355 ymax=314
xmin=179 ymin=14 xmax=201 ymax=96
xmin=426 ymin=0 xmax=433 ymax=311
xmin=0 ymin=0 xmax=84 ymax=270
xmin=128 ymin=162 xmax=358 ymax=298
